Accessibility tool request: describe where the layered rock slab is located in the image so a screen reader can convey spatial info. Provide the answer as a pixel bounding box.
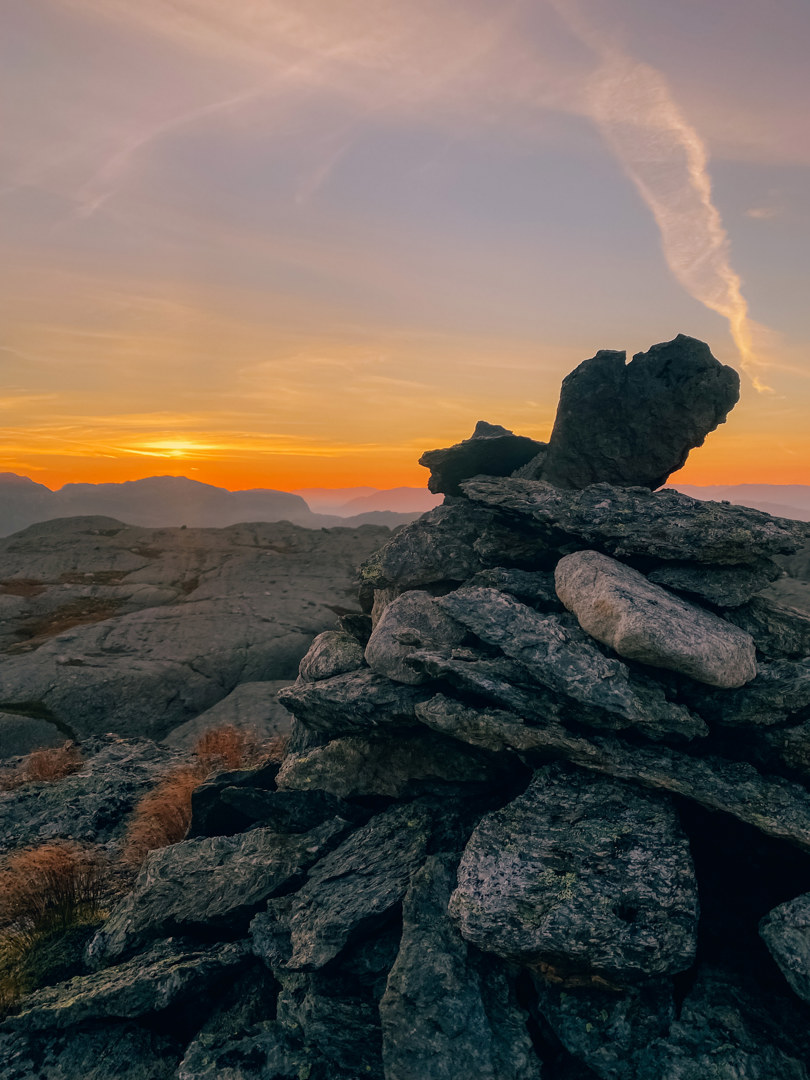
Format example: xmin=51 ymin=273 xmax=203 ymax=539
xmin=540 ymin=335 xmax=739 ymax=490
xmin=380 ymin=854 xmax=541 ymax=1080
xmin=417 ymin=695 xmax=810 ymax=853
xmin=449 ymin=764 xmax=699 ymax=978
xmin=461 ymin=476 xmax=807 ymax=564
xmin=435 ymin=586 xmax=705 ymax=740
xmin=555 ymin=550 xmax=757 ymax=688
xmin=419 ymin=420 xmax=546 ymax=497
xmin=88 ymin=817 xmax=349 ymax=966
xmin=2 ymin=939 xmax=248 ymax=1032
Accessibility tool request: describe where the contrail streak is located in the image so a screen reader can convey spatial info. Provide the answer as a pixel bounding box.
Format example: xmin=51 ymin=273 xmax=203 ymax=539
xmin=547 ymin=1 xmax=770 ymax=390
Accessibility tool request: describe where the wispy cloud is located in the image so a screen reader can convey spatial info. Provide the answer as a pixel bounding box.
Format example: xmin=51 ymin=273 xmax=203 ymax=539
xmin=545 ymin=0 xmax=772 ymax=391
xmin=746 ymin=205 xmax=782 ymax=221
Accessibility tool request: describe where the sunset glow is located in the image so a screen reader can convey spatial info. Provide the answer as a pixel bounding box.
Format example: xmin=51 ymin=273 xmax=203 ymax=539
xmin=2 ymin=0 xmax=808 ymax=491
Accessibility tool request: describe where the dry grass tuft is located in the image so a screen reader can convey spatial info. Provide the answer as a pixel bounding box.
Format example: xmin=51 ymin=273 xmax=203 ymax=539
xmin=194 ymin=723 xmax=262 ymax=772
xmin=0 ymin=842 xmax=107 ymax=1013
xmin=24 ymin=742 xmax=84 ymax=783
xmin=121 ymin=763 xmax=208 ymax=867
xmin=121 ymin=726 xmax=289 ymax=867
xmin=0 ymin=741 xmax=84 ymax=791
xmin=0 ymin=842 xmax=106 ymax=938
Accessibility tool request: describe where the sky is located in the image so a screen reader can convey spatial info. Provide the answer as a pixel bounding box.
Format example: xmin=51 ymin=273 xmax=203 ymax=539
xmin=1 ymin=0 xmax=809 ymax=491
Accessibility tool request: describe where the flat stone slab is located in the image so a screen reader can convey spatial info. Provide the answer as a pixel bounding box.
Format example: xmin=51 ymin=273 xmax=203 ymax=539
xmin=449 ymin=763 xmax=699 ymax=978
xmin=460 ymin=477 xmax=808 ymax=565
xmin=555 ymin=550 xmax=757 ymax=688
xmin=3 ymin=940 xmax=248 ymax=1032
xmin=416 ymin=694 xmax=810 ymax=853
xmin=88 ymin=817 xmax=349 ymax=966
xmin=419 ymin=420 xmax=545 ymax=497
xmin=436 ymin=586 xmax=705 ymax=740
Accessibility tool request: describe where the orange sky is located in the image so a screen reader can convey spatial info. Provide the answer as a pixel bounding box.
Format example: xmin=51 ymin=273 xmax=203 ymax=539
xmin=2 ymin=0 xmax=808 ymax=491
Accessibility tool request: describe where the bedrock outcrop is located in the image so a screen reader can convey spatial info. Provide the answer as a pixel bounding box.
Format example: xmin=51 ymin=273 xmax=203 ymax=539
xmin=3 ymin=336 xmax=810 ymax=1080
xmin=0 ymin=518 xmax=389 ymax=751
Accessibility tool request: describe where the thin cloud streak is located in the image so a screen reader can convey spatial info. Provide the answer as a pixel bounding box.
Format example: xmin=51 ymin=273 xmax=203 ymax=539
xmin=546 ymin=0 xmax=771 ymax=391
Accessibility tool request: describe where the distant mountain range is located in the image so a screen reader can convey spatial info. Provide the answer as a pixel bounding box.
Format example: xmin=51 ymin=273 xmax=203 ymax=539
xmin=0 ymin=474 xmax=442 ymax=537
xmin=672 ymin=484 xmax=810 ymax=522
xmin=1 ymin=474 xmax=807 ymax=539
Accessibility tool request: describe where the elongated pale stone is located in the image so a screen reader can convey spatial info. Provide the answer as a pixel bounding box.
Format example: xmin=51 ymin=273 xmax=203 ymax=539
xmin=555 ymin=550 xmax=757 ymax=689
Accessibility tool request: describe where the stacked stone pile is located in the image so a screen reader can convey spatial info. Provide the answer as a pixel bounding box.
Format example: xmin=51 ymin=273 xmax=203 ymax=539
xmin=4 ymin=335 xmax=810 ymax=1079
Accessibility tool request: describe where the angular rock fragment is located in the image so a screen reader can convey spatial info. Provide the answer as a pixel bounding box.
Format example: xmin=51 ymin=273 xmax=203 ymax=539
xmin=726 ymin=594 xmax=810 ymax=660
xmin=540 ymin=335 xmax=739 ymax=489
xmin=647 ymin=559 xmax=780 ymax=609
xmin=298 ymin=630 xmax=365 ymax=681
xmin=88 ymin=817 xmax=349 ymax=966
xmin=436 ymin=587 xmax=705 ymax=740
xmin=364 ymin=589 xmax=466 ymax=685
xmin=274 ymin=964 xmax=388 ymax=1079
xmin=252 ymin=803 xmax=432 ymax=971
xmin=687 ymin=658 xmax=810 ymax=728
xmin=419 ymin=420 xmax=546 ymax=497
xmin=555 ymin=550 xmax=758 ymax=688
xmin=464 ymin=566 xmax=560 ymax=605
xmin=3 ymin=939 xmax=248 ymax=1031
xmin=531 ymin=974 xmax=675 ymax=1080
xmin=634 ymin=968 xmax=810 ymax=1079
xmin=449 ymin=764 xmax=699 ymax=978
xmin=416 ymin=695 xmax=810 ymax=853
xmin=381 ymin=855 xmax=541 ymax=1080
xmin=360 ymin=502 xmax=493 ymax=591
xmin=179 ymin=1022 xmax=300 ymax=1080
xmin=461 ymin=476 xmax=807 ymax=564
xmin=760 ymin=894 xmax=810 ymax=1004
xmin=278 ymin=668 xmax=430 ymax=737
xmin=276 ymin=731 xmax=501 ymax=799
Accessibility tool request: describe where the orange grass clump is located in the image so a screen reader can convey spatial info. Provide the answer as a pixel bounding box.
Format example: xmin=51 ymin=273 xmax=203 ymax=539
xmin=24 ymin=743 xmax=84 ymax=783
xmin=0 ymin=842 xmax=107 ymax=1013
xmin=122 ymin=725 xmax=289 ymax=867
xmin=193 ymin=724 xmax=262 ymax=772
xmin=121 ymin=763 xmax=208 ymax=867
xmin=0 ymin=741 xmax=84 ymax=791
xmin=0 ymin=843 xmax=106 ymax=940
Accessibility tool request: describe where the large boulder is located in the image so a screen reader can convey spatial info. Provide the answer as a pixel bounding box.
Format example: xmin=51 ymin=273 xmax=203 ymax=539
xmin=449 ymin=764 xmax=699 ymax=979
xmin=419 ymin=421 xmax=546 ymax=497
xmin=555 ymin=550 xmax=758 ymax=688
xmin=539 ymin=335 xmax=739 ymax=489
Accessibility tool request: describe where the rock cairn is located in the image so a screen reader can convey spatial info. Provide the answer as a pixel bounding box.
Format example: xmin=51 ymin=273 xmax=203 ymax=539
xmin=4 ymin=335 xmax=810 ymax=1080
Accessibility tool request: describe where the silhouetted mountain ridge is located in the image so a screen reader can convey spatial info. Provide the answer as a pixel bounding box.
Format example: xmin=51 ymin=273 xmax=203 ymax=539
xmin=0 ymin=474 xmax=433 ymax=536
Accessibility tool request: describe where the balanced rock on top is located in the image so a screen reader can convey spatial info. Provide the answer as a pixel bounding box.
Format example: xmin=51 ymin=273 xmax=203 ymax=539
xmin=419 ymin=420 xmax=545 ymax=497
xmin=539 ymin=334 xmax=740 ymax=489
